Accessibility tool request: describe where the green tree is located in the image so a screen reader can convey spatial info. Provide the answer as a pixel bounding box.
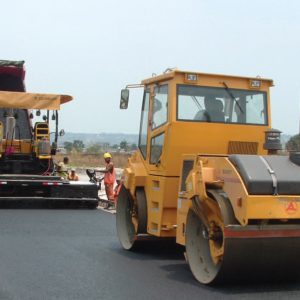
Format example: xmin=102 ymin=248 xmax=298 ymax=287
xmin=286 ymin=134 xmax=300 ymax=151
xmin=130 ymin=143 xmax=137 ymax=151
xmin=86 ymin=143 xmax=102 ymax=154
xmin=64 ymin=141 xmax=73 ymax=153
xmin=120 ymin=140 xmax=128 ymax=151
xmin=73 ymin=140 xmax=85 ymax=152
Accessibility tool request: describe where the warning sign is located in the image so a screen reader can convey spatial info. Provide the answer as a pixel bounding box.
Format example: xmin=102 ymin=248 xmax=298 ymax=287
xmin=285 ymin=201 xmax=298 ymax=215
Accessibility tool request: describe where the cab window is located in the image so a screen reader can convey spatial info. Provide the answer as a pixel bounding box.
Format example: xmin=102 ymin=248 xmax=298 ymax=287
xmin=177 ymin=85 xmax=268 ymax=125
xmin=150 ymin=133 xmax=165 ymax=164
xmin=138 ymin=90 xmax=150 ymax=159
xmin=152 ymin=85 xmax=168 ymax=130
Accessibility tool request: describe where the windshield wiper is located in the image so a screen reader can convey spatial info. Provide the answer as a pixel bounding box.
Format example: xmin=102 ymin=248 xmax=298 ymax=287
xmin=191 ymin=96 xmax=203 ymax=110
xmin=222 ymin=82 xmax=244 ymax=114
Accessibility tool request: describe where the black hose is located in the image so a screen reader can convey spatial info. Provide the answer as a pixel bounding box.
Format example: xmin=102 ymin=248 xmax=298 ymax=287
xmin=55 ymin=111 xmax=58 ymax=145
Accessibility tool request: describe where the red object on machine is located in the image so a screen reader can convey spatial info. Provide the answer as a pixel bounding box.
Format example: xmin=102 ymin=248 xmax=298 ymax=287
xmin=0 ymin=60 xmax=26 ymax=91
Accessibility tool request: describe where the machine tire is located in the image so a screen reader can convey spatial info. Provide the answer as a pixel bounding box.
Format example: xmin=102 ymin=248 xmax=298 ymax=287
xmin=186 ymin=190 xmax=300 ymax=284
xmin=116 ymin=185 xmax=147 ymax=250
xmin=87 ymin=200 xmax=99 ymax=209
xmin=185 ymin=190 xmax=236 ymax=284
xmin=136 ymin=188 xmax=148 ymax=234
xmin=103 ymin=201 xmax=109 ymax=209
xmin=186 ymin=209 xmax=221 ymax=284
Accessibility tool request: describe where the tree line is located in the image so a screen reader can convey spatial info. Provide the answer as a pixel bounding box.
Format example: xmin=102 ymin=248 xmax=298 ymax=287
xmin=63 ymin=140 xmax=137 ymax=154
xmin=62 ymin=134 xmax=300 ymax=154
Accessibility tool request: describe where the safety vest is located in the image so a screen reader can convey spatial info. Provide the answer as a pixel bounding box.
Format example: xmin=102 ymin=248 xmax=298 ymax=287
xmin=68 ymin=174 xmax=79 ymax=181
xmin=104 ymin=162 xmax=116 ymax=185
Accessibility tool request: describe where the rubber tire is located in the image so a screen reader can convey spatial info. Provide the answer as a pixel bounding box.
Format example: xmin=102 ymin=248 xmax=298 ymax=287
xmin=116 ymin=185 xmax=139 ymax=250
xmin=136 ymin=188 xmax=148 ymax=234
xmin=185 ymin=208 xmax=222 ymax=284
xmin=185 ymin=190 xmax=237 ymax=285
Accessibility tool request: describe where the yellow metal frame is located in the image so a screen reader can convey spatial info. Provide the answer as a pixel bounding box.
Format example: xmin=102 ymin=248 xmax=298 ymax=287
xmin=184 ymin=155 xmax=300 ymax=227
xmin=123 ymin=70 xmax=273 ymax=240
xmin=34 ymin=122 xmax=50 ymax=141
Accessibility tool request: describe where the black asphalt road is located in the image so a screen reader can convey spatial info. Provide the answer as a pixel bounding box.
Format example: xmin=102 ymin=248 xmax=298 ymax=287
xmin=0 ymin=209 xmax=300 ymax=300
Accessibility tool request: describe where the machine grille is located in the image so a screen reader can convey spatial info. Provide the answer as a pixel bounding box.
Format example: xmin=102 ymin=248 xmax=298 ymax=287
xmin=228 ymin=141 xmax=258 ymax=154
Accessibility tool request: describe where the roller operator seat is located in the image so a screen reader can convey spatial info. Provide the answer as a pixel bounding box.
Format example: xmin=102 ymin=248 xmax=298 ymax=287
xmin=194 ymin=97 xmax=225 ymax=122
xmin=207 ymin=99 xmax=225 ymax=122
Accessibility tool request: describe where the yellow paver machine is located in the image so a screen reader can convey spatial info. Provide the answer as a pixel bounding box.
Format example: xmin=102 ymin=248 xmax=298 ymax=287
xmin=116 ymin=69 xmax=300 ymax=284
xmin=0 ymin=60 xmax=98 ymax=208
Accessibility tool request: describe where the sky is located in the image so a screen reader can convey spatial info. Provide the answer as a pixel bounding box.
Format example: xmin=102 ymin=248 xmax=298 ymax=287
xmin=1 ymin=0 xmax=300 ymax=135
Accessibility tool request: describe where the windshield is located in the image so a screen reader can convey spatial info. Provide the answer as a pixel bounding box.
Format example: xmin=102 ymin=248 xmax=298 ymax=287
xmin=177 ymin=85 xmax=268 ymax=125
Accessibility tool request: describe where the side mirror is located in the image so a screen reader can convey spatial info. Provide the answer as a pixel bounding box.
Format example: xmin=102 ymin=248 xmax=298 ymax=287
xmin=59 ymin=129 xmax=65 ymax=136
xmin=120 ymin=89 xmax=129 ymax=109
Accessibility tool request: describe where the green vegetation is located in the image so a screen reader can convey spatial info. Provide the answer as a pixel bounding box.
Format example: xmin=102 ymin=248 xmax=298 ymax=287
xmin=64 ymin=140 xmax=85 ymax=153
xmin=62 ymin=139 xmax=138 ymax=156
xmin=286 ymin=134 xmax=300 ymax=151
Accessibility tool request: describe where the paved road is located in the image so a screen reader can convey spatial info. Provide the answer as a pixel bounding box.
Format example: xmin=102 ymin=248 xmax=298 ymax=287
xmin=0 ymin=209 xmax=300 ymax=300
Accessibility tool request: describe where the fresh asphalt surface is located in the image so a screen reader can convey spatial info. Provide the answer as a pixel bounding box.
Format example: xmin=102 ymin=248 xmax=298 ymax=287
xmin=0 ymin=209 xmax=300 ymax=300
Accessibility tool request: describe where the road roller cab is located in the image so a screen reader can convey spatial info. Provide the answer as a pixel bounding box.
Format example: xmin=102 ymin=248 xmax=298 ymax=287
xmin=117 ymin=69 xmax=300 ymax=284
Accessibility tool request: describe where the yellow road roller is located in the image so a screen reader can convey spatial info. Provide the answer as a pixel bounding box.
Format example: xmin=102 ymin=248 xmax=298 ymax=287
xmin=116 ymin=69 xmax=300 ymax=284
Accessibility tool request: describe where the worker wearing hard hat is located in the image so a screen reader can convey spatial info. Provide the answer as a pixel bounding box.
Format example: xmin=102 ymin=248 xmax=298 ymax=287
xmin=56 ymin=156 xmax=70 ymax=179
xmin=68 ymin=168 xmax=79 ymax=181
xmin=99 ymin=152 xmax=116 ymax=206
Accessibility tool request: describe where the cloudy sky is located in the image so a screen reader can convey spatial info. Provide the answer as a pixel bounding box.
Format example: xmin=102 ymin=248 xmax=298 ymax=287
xmin=1 ymin=0 xmax=300 ymax=134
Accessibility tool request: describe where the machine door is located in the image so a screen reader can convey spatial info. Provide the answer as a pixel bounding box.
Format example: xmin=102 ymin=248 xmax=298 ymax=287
xmin=138 ymin=89 xmax=150 ymax=160
xmin=148 ymin=84 xmax=168 ymax=172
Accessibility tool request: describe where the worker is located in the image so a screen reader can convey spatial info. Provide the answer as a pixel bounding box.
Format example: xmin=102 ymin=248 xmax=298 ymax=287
xmin=99 ymin=152 xmax=116 ymax=208
xmin=194 ymin=95 xmax=225 ymax=122
xmin=56 ymin=156 xmax=69 ymax=179
xmin=68 ymin=168 xmax=79 ymax=181
xmin=56 ymin=161 xmax=68 ymax=179
xmin=63 ymin=156 xmax=69 ymax=165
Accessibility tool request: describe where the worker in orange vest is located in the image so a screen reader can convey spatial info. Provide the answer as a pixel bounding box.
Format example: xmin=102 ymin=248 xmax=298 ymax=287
xmin=68 ymin=168 xmax=79 ymax=181
xmin=99 ymin=152 xmax=116 ymax=207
